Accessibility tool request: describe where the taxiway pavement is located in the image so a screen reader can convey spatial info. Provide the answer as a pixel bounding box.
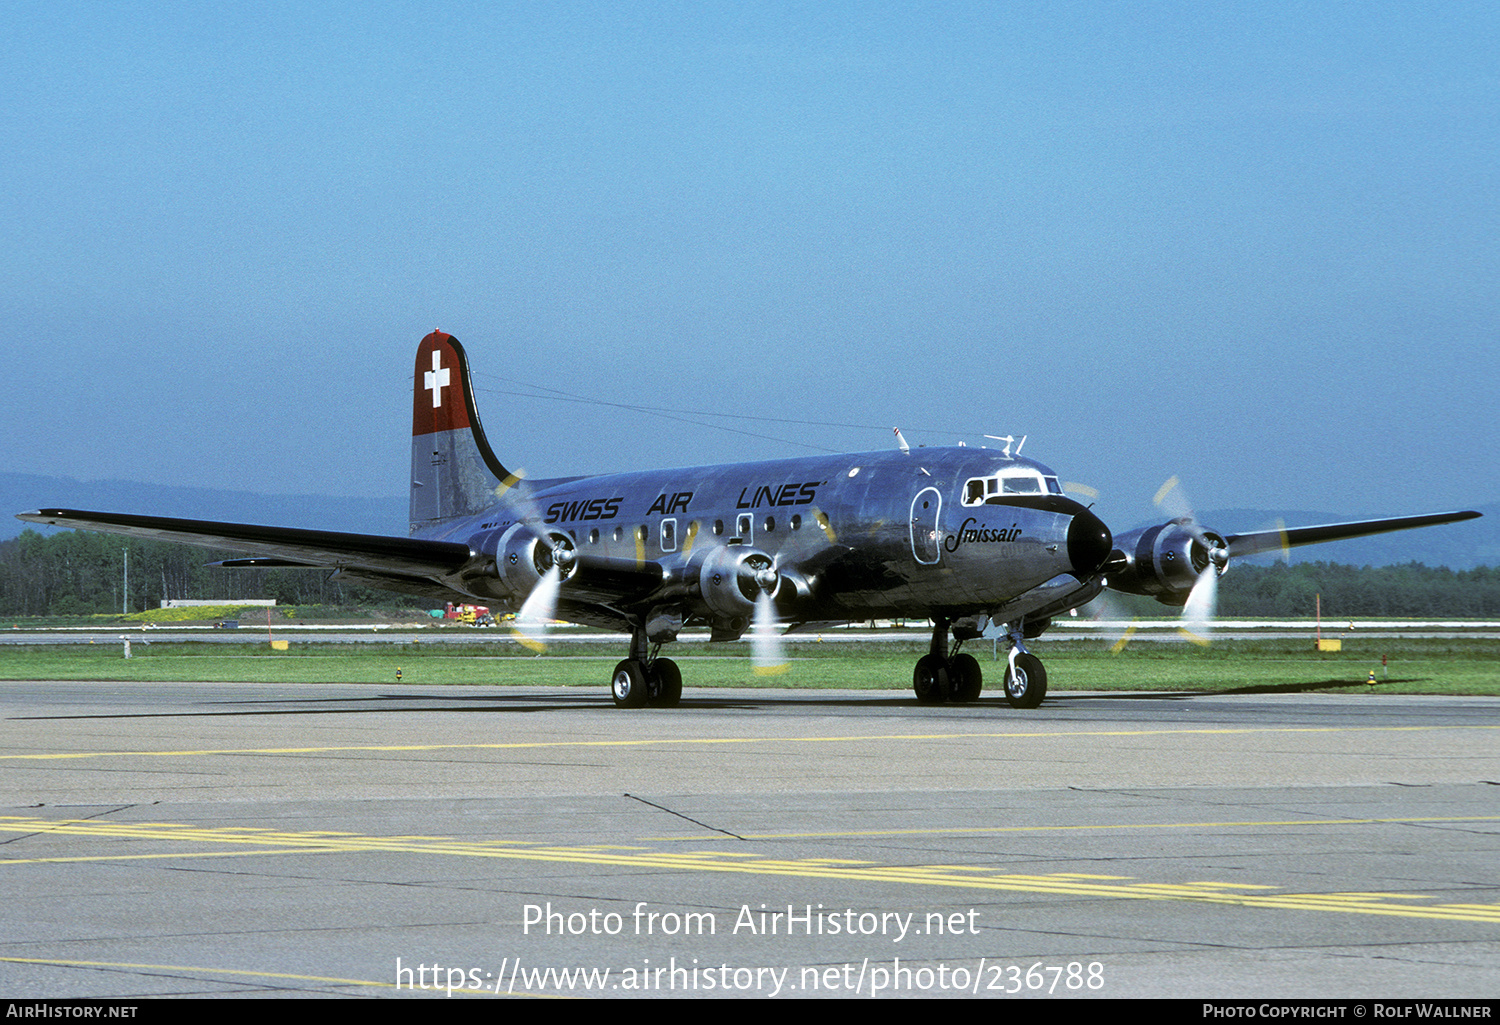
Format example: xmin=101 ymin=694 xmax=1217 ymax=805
xmin=2 ymin=680 xmax=1497 ymax=999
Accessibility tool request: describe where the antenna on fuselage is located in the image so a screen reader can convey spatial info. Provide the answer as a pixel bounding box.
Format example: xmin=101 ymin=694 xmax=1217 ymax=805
xmin=983 ymin=434 xmax=1027 ymax=458
xmin=893 ymin=427 xmax=910 ymax=454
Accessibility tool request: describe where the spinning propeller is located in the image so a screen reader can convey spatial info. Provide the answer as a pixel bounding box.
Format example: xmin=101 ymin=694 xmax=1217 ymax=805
xmin=509 ymin=538 xmax=576 ymax=652
xmin=1151 ymin=476 xmax=1228 ymax=645
xmin=750 ymin=561 xmax=788 ymax=676
xmin=467 ymin=476 xmax=581 ymax=653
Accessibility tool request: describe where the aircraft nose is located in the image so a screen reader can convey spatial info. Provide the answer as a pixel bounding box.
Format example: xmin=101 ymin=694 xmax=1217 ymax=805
xmin=1067 ymin=505 xmax=1113 ymax=578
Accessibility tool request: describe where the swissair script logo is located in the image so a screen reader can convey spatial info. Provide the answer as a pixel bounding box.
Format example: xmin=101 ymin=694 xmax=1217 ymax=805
xmin=424 ymin=350 xmax=450 ymax=408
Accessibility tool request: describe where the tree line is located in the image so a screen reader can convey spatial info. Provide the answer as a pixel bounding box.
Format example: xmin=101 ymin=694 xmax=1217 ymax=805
xmin=0 ymin=529 xmax=425 ymax=616
xmin=1215 ymin=561 xmax=1500 ymax=618
xmin=1 ymin=529 xmax=1497 ymax=618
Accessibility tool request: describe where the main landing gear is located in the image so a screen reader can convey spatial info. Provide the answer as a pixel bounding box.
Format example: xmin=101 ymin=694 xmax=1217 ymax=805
xmin=912 ymin=618 xmax=983 ymax=704
xmin=912 ymin=618 xmax=1047 ymax=709
xmin=610 ymin=627 xmax=682 ymax=709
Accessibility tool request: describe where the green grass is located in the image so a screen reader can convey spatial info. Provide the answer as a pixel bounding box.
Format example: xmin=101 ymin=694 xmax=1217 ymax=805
xmin=1 ymin=637 xmax=1497 ymax=695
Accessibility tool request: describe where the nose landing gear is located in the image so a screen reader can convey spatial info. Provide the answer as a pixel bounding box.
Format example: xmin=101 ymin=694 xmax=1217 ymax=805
xmin=912 ymin=617 xmax=1045 ymax=709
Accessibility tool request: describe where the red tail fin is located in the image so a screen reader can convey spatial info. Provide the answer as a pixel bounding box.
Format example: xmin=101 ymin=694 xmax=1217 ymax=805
xmin=409 ymin=332 xmax=512 ymax=533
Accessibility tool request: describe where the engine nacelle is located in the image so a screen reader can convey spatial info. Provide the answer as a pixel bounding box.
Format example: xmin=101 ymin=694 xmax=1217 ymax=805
xmin=696 ymin=545 xmax=778 ymax=620
xmin=1103 ymin=519 xmax=1226 ymax=606
xmin=463 ymin=523 xmax=577 ymax=602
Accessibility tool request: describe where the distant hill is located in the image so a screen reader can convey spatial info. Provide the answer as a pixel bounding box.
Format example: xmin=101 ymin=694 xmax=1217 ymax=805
xmin=3 ymin=473 xmax=406 ymax=540
xmin=4 ymin=473 xmax=1493 ymax=568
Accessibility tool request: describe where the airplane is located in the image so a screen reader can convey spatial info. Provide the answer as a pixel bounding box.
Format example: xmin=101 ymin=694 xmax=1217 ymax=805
xmin=18 ymin=331 xmax=1482 ymax=710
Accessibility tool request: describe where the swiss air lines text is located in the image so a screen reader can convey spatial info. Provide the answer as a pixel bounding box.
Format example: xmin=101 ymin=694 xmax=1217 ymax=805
xmin=543 ymin=497 xmax=623 ymax=523
xmin=736 ymin=481 xmax=823 ymax=509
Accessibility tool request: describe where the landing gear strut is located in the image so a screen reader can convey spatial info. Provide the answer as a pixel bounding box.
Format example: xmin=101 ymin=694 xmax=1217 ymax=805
xmin=611 ymin=627 xmax=681 ymax=709
xmin=999 ymin=621 xmax=1047 ymax=709
xmin=911 ymin=618 xmax=984 ymax=704
xmin=911 ymin=617 xmax=1047 ymax=709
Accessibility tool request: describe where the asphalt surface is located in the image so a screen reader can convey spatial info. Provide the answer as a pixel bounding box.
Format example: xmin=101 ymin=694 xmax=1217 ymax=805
xmin=1 ymin=680 xmax=1497 ymax=1000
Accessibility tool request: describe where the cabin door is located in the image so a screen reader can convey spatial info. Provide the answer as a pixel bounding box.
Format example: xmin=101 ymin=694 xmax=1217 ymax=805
xmin=909 ymin=487 xmax=942 ymax=565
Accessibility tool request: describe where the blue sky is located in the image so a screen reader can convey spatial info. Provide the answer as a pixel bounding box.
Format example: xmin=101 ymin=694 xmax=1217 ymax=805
xmin=4 ymin=1 xmax=1496 ymax=531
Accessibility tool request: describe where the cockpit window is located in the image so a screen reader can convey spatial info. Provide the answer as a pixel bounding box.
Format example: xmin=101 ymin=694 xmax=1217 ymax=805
xmin=961 ymin=471 xmax=1054 ymax=505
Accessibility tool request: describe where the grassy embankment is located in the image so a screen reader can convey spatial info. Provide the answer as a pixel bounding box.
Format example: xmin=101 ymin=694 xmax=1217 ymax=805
xmin=1 ymin=635 xmax=1496 ymax=695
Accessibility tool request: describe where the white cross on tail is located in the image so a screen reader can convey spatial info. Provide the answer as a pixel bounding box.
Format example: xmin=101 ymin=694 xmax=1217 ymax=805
xmin=424 ymin=350 xmax=450 ymax=408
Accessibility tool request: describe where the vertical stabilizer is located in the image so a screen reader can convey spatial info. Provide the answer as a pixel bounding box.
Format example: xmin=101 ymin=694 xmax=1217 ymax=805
xmin=409 ymin=331 xmax=516 ymax=534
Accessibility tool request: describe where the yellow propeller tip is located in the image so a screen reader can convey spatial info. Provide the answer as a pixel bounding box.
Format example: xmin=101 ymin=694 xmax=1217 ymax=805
xmin=1109 ymin=623 xmax=1140 ymax=654
xmin=1176 ymin=627 xmax=1211 ymax=647
xmin=512 ymin=631 xmax=547 ymax=653
xmin=1153 ymin=476 xmax=1180 ymax=507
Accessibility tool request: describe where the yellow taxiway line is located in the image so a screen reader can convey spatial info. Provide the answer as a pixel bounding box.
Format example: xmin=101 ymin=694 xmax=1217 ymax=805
xmin=3 ymin=814 xmax=1498 ymax=925
xmin=2 ymin=723 xmax=1495 ymax=762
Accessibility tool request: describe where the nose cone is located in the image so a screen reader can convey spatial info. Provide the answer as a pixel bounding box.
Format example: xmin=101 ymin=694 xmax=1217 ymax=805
xmin=1067 ymin=506 xmax=1113 ymax=578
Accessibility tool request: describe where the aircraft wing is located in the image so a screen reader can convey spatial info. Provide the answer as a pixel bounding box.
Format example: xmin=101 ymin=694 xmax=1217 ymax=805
xmin=15 ymin=509 xmax=473 ymax=578
xmin=1225 ymin=510 xmax=1482 ymax=558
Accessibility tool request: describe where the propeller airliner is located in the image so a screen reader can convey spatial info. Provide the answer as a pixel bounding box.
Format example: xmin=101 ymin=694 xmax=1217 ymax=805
xmin=20 ymin=332 xmax=1482 ymax=709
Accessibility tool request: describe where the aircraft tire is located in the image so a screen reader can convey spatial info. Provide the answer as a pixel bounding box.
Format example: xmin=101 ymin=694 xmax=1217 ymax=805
xmin=611 ymin=659 xmax=648 ymax=709
xmin=913 ymin=654 xmax=949 ymax=703
xmin=649 ymin=658 xmax=682 ymax=708
xmin=1003 ymin=653 xmax=1047 ymax=709
xmin=949 ymin=653 xmax=982 ymax=702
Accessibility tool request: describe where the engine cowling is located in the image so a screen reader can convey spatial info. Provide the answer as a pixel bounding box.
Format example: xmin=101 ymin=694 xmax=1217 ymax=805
xmin=696 ymin=545 xmax=778 ymax=620
xmin=463 ymin=523 xmax=577 ymax=602
xmin=1103 ymin=519 xmax=1226 ymax=606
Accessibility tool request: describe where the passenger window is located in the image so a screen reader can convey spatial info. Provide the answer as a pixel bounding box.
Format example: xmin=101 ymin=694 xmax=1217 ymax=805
xmin=736 ymin=513 xmax=753 ymax=542
xmin=661 ymin=518 xmax=677 ymax=553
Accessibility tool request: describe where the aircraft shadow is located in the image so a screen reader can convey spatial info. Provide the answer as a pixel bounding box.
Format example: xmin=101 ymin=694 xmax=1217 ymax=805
xmin=12 ymin=679 xmax=1423 ymax=721
xmin=1069 ymin=678 xmax=1423 ymax=700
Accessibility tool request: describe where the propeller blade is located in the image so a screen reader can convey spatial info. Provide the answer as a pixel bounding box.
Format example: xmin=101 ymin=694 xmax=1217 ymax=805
xmin=1153 ymin=475 xmax=1189 ymax=517
xmin=750 ymin=589 xmax=789 ymax=676
xmin=1271 ymin=517 xmax=1290 ymax=564
xmin=512 ymin=564 xmax=561 ymax=652
xmin=1109 ymin=621 xmax=1142 ymax=654
xmin=1154 ymin=475 xmax=1211 ymax=545
xmin=1177 ymin=565 xmax=1218 ymax=646
xmin=1090 ymin=592 xmax=1143 ymax=654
